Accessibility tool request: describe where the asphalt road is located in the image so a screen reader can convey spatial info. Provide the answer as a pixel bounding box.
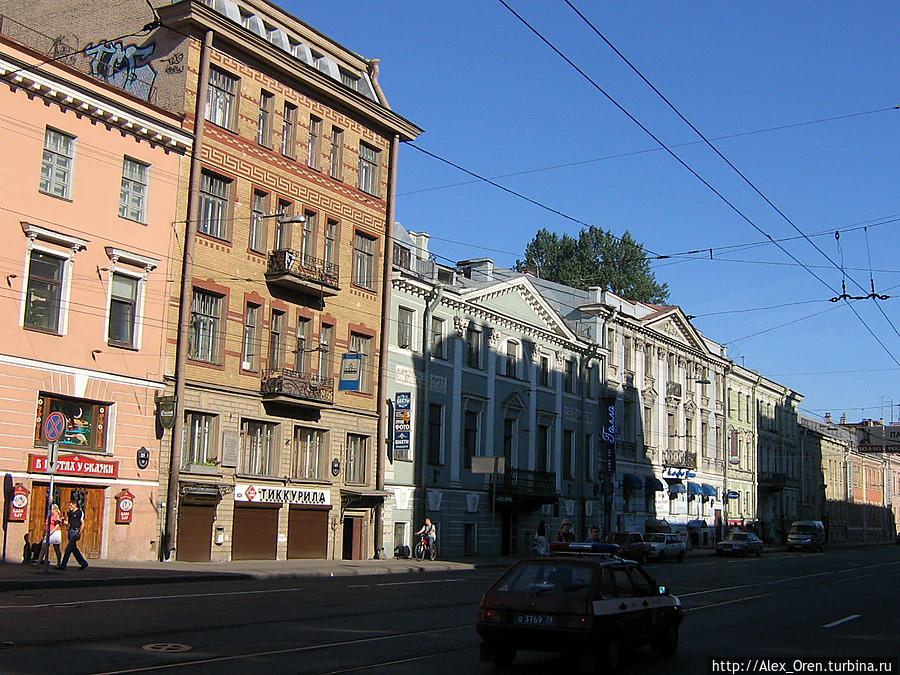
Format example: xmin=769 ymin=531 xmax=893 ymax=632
xmin=0 ymin=546 xmax=897 ymax=674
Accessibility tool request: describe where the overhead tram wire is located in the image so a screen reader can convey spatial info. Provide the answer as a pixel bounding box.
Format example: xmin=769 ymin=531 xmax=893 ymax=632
xmin=494 ymin=0 xmax=900 ymax=366
xmin=561 ymin=0 xmax=900 ymax=351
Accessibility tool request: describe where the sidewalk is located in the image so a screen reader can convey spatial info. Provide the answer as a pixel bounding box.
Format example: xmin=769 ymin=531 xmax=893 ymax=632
xmin=0 ymin=556 xmax=479 ymax=592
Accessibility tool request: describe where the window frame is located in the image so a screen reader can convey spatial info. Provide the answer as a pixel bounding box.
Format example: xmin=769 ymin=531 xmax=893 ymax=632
xmin=307 ymin=115 xmax=322 ymax=170
xmin=206 ymin=66 xmax=239 ymax=131
xmin=357 ymin=141 xmax=380 ymax=196
xmin=431 ymin=316 xmax=445 ymax=359
xmin=426 ymin=403 xmax=443 ymax=465
xmin=329 ymin=127 xmax=344 ymax=180
xmin=40 ymin=127 xmax=76 ymax=199
xmin=269 ymin=309 xmax=285 ymax=370
xmin=324 ymin=219 xmax=339 ymax=267
xmin=397 ymin=306 xmax=414 ymax=350
xmin=241 ymin=419 xmax=277 ymax=477
xmin=294 ymin=426 xmax=327 ymax=480
xmin=34 ymin=393 xmax=108 ymax=453
xmin=463 ymin=408 xmax=480 ymax=470
xmin=183 ymin=411 xmax=217 ymax=467
xmin=349 ymin=332 xmax=373 ymax=393
xmin=189 ymin=288 xmax=224 ymax=364
xmin=465 ymin=327 xmax=482 ymax=369
xmin=346 ymin=433 xmax=368 ymax=484
xmin=281 ymin=102 xmax=298 ymax=158
xmin=23 ymin=248 xmax=68 ymax=335
xmin=352 ymin=230 xmax=377 ymax=291
xmin=249 ymin=190 xmax=269 ymax=254
xmin=318 ymin=323 xmax=334 ymax=377
xmin=107 ymin=270 xmax=141 ymax=349
xmin=198 ymin=170 xmax=232 ymax=241
xmin=119 ymin=157 xmax=150 ymax=223
xmin=241 ymin=302 xmax=261 ymax=372
xmin=257 ymin=90 xmax=274 ymax=148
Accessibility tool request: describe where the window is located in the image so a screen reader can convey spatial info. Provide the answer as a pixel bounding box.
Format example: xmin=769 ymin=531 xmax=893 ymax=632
xmin=329 ymin=127 xmax=343 ymax=179
xmin=352 ymin=231 xmax=376 ymax=290
xmin=464 ymin=523 xmax=477 ymax=554
xmin=584 ymin=434 xmax=593 ymax=481
xmin=324 ymin=219 xmax=339 ymax=266
xmin=275 ymin=200 xmax=293 ymax=250
xmin=40 ymin=128 xmax=75 ymax=199
xmin=465 ymin=327 xmax=481 ymax=369
xmin=623 ymin=337 xmax=633 ymax=372
xmin=357 ymin=141 xmax=380 ymax=196
xmin=107 ymin=272 xmax=139 ymax=348
xmin=463 ymin=410 xmax=480 ymax=469
xmin=301 ymin=210 xmax=317 ymax=260
xmin=503 ymin=418 xmax=516 ymax=466
xmin=35 ymin=393 xmax=108 ymax=452
xmin=294 ymin=427 xmax=326 ymax=480
xmin=257 ymin=90 xmax=274 ymax=147
xmin=189 ymin=289 xmax=223 ymax=363
xmin=537 ymin=423 xmax=550 ymax=472
xmin=24 ymin=250 xmax=65 ymax=333
xmin=119 ymin=158 xmax=149 ymax=222
xmin=346 ymin=434 xmax=367 ymax=484
xmin=701 ymin=421 xmax=709 ymax=459
xmin=349 ymin=332 xmax=373 ymax=392
xmin=564 ymin=358 xmax=575 ymax=393
xmin=296 ymin=316 xmax=312 ymax=372
xmin=249 ymin=190 xmax=269 ymax=254
xmin=562 ymin=430 xmax=575 ymax=480
xmin=269 ymin=309 xmax=285 ymax=370
xmin=667 ymin=413 xmax=677 ymax=448
xmin=282 ymin=102 xmax=297 ymax=158
xmin=431 ymin=316 xmax=444 ymax=359
xmin=393 ymin=243 xmax=411 ymax=270
xmin=644 ymin=406 xmax=653 ymax=445
xmin=206 ymin=67 xmax=238 ymax=130
xmin=199 ymin=171 xmax=231 ymax=240
xmin=241 ymin=303 xmax=260 ymax=371
xmin=397 ymin=307 xmax=413 ymax=349
xmin=241 ymin=420 xmax=277 ymax=476
xmin=394 ymin=522 xmax=408 ymax=551
xmin=183 ymin=411 xmax=216 ymax=466
xmin=427 ymin=403 xmax=443 ymax=465
xmin=539 ymin=355 xmax=550 ymax=387
xmin=318 ymin=324 xmax=333 ymax=377
xmin=504 ymin=341 xmax=519 ymax=378
xmin=340 ymin=67 xmax=360 ymax=90
xmin=307 ymin=115 xmax=322 ymax=169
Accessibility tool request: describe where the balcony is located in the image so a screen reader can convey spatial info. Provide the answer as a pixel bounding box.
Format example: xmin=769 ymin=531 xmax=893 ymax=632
xmin=495 ymin=469 xmax=558 ymax=506
xmin=759 ymin=471 xmax=786 ymax=490
xmin=663 ymin=449 xmax=697 ymax=469
xmin=266 ymin=249 xmax=340 ymax=297
xmin=261 ymin=368 xmax=334 ymax=405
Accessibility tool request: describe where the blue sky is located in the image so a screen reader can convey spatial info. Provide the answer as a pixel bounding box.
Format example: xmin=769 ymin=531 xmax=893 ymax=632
xmin=290 ymin=1 xmax=899 ymax=423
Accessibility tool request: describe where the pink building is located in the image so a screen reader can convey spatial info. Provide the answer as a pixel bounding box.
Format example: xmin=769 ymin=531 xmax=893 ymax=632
xmin=0 ymin=36 xmax=191 ymax=561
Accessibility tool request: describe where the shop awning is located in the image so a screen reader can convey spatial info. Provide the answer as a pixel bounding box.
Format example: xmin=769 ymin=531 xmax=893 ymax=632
xmin=686 ymin=482 xmax=702 ymax=496
xmin=645 ymin=476 xmax=665 ymax=492
xmin=340 ymin=488 xmax=390 ymax=509
xmin=687 ymin=519 xmax=708 ymax=528
xmin=668 ymin=483 xmax=686 ymax=494
xmin=701 ymin=484 xmax=718 ymax=498
xmin=622 ymin=473 xmax=644 ymax=490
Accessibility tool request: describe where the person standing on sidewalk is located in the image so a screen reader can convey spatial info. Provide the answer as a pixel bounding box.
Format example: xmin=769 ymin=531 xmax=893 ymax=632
xmin=35 ymin=504 xmax=63 ymax=566
xmin=57 ymin=501 xmax=88 ymax=570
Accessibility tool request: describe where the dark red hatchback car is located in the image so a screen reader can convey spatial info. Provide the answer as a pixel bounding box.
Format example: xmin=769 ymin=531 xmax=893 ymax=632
xmin=477 ymin=544 xmax=682 ymax=671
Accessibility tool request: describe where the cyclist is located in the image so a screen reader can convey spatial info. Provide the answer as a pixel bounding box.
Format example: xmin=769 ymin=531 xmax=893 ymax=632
xmin=415 ymin=517 xmax=437 ymax=557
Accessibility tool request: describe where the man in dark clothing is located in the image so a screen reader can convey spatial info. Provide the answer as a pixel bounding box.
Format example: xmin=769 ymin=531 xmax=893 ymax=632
xmin=57 ymin=501 xmax=88 ymax=570
xmin=555 ymin=520 xmax=576 ymax=543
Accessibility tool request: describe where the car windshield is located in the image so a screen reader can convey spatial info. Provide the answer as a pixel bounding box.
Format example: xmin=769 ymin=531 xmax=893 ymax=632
xmin=790 ymin=525 xmax=817 ymax=534
xmin=647 ymin=534 xmax=666 ymax=543
xmin=493 ymin=562 xmax=594 ymax=597
xmin=727 ymin=533 xmax=748 ymax=541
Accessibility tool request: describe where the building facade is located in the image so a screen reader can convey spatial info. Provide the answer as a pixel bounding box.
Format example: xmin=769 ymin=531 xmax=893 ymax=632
xmin=0 ymin=33 xmax=190 ymax=560
xmin=723 ymin=365 xmax=760 ymax=532
xmin=3 ymin=0 xmax=421 ymax=561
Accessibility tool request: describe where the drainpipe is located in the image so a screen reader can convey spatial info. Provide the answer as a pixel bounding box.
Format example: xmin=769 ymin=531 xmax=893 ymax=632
xmin=162 ymin=29 xmax=213 ymax=561
xmin=415 ymin=284 xmax=443 ymax=536
xmin=375 ymin=134 xmax=400 ymax=559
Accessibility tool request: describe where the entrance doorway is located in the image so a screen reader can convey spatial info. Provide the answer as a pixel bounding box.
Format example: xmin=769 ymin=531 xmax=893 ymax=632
xmin=29 ymin=484 xmax=104 ymax=558
xmin=342 ymin=516 xmax=363 ymax=560
xmin=176 ymin=503 xmax=215 ymax=562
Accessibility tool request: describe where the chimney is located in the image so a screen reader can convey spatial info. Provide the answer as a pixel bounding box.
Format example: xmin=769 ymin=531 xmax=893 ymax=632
xmin=457 ymin=258 xmax=494 ymax=281
xmin=840 ymin=413 xmax=846 ymax=424
xmin=824 ymin=413 xmax=832 ymax=423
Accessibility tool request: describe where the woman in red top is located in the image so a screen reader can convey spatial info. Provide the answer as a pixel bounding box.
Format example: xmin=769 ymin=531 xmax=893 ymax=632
xmin=35 ymin=503 xmax=63 ymax=566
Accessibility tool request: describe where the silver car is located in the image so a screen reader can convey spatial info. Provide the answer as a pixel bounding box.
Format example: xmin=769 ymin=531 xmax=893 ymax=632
xmin=715 ymin=532 xmax=763 ymax=557
xmin=645 ymin=533 xmax=686 ymax=562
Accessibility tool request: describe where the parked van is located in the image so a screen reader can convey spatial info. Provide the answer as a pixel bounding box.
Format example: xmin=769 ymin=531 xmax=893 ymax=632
xmin=787 ymin=520 xmax=825 ymax=551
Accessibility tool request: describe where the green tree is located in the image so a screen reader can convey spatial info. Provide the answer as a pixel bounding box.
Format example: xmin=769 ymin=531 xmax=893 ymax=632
xmin=516 ymin=226 xmax=669 ymax=304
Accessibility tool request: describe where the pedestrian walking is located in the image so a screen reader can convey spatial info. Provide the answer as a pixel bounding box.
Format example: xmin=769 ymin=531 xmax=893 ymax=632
xmin=57 ymin=501 xmax=88 ymax=570
xmin=35 ymin=503 xmax=63 ymax=566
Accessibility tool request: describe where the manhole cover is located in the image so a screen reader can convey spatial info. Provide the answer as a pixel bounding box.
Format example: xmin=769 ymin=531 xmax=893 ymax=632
xmin=142 ymin=643 xmax=192 ymax=653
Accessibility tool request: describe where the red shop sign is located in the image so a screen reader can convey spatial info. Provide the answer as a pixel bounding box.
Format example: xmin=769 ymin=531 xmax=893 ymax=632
xmin=116 ymin=489 xmax=135 ymax=524
xmin=8 ymin=484 xmax=29 ymax=522
xmin=29 ymin=453 xmax=119 ymax=479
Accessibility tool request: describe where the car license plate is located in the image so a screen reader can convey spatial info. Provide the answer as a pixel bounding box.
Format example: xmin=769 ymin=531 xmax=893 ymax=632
xmin=514 ymin=614 xmax=556 ymax=626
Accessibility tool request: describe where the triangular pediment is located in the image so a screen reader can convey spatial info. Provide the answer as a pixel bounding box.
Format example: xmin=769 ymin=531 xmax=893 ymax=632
xmin=642 ymin=308 xmax=707 ymax=353
xmin=461 ymin=277 xmax=576 ymax=340
xmin=501 ymin=391 xmax=527 ymax=412
xmin=642 ymin=386 xmax=658 ymax=401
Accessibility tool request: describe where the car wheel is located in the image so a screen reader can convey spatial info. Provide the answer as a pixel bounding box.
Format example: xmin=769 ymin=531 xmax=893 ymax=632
xmin=493 ymin=646 xmax=516 ymax=668
xmin=652 ymin=624 xmax=679 ymax=656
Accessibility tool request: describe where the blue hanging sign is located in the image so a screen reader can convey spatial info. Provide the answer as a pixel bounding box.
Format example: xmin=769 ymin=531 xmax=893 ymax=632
xmin=338 ymin=353 xmax=362 ymax=391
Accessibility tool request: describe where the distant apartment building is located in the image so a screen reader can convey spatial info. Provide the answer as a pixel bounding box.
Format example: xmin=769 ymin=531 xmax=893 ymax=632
xmin=0 ymin=34 xmax=190 ymax=560
xmin=723 ymin=365 xmax=760 ymax=531
xmin=2 ymin=0 xmax=421 ymax=561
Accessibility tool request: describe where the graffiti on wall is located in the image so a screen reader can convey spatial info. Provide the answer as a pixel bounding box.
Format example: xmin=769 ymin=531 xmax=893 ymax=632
xmin=84 ymin=40 xmax=157 ymax=100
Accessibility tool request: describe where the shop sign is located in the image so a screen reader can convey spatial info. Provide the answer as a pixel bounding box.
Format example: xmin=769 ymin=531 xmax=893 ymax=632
xmin=116 ymin=489 xmax=136 ymax=524
xmin=394 ymin=392 xmax=412 ymax=457
xmin=8 ymin=483 xmax=29 ymax=522
xmin=155 ymin=395 xmax=177 ymax=430
xmin=600 ymin=401 xmax=617 ymax=476
xmin=726 ymin=490 xmax=741 ymax=499
xmin=662 ymin=467 xmax=696 ymax=479
xmin=338 ymin=353 xmax=361 ymax=391
xmin=29 ymin=453 xmax=119 ymax=478
xmin=235 ymin=484 xmax=330 ymax=506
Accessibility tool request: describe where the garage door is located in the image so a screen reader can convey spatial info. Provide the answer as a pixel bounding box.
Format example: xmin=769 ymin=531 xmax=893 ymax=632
xmin=176 ymin=504 xmax=215 ymax=562
xmin=287 ymin=508 xmax=329 ymax=559
xmin=232 ymin=506 xmax=279 ymax=560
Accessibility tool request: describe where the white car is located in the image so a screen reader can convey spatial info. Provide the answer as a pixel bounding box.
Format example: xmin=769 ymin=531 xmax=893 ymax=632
xmin=645 ymin=533 xmax=686 ymax=562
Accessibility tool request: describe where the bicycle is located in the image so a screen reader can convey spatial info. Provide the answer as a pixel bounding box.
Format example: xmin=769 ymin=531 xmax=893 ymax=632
xmin=414 ymin=534 xmax=437 ymax=561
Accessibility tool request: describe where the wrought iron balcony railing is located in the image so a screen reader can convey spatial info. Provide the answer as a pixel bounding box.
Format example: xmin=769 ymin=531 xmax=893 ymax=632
xmin=261 ymin=368 xmax=334 ymax=404
xmin=266 ymin=249 xmax=340 ymax=296
xmin=663 ymin=449 xmax=697 ymax=469
xmin=495 ymin=468 xmax=558 ymax=500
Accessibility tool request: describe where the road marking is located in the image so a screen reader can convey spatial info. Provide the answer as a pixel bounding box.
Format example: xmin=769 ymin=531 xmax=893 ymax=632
xmin=346 ymin=578 xmax=469 ymax=589
xmin=93 ymin=624 xmax=471 ymax=674
xmin=319 ymin=646 xmax=469 ymax=674
xmin=823 ymin=614 xmax=860 ymax=629
xmin=0 ymin=586 xmax=307 ymax=610
xmin=679 ymin=583 xmax=756 ymax=597
xmin=142 ymin=643 xmax=192 ymax=653
xmin=683 ymin=592 xmax=771 ymax=613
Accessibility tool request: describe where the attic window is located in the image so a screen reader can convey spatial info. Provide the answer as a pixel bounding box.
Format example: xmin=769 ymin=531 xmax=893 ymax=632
xmin=340 ymin=68 xmax=359 ymax=90
xmin=393 ymin=243 xmax=411 ymax=270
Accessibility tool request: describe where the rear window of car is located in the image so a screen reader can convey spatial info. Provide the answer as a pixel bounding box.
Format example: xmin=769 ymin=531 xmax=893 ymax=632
xmin=729 ymin=533 xmax=748 ymax=541
xmin=790 ymin=525 xmax=817 ymax=534
xmin=647 ymin=534 xmax=665 ymax=543
xmin=493 ymin=562 xmax=595 ymax=597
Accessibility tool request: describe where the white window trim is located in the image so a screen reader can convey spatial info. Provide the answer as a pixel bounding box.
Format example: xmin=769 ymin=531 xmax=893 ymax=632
xmin=397 ymin=306 xmax=415 ymax=350
xmin=103 ymin=247 xmax=157 ymax=351
xmin=19 ymin=233 xmax=83 ymax=335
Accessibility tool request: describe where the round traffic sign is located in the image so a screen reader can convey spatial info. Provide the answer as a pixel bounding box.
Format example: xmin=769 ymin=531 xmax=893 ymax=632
xmin=44 ymin=412 xmax=66 ymax=443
